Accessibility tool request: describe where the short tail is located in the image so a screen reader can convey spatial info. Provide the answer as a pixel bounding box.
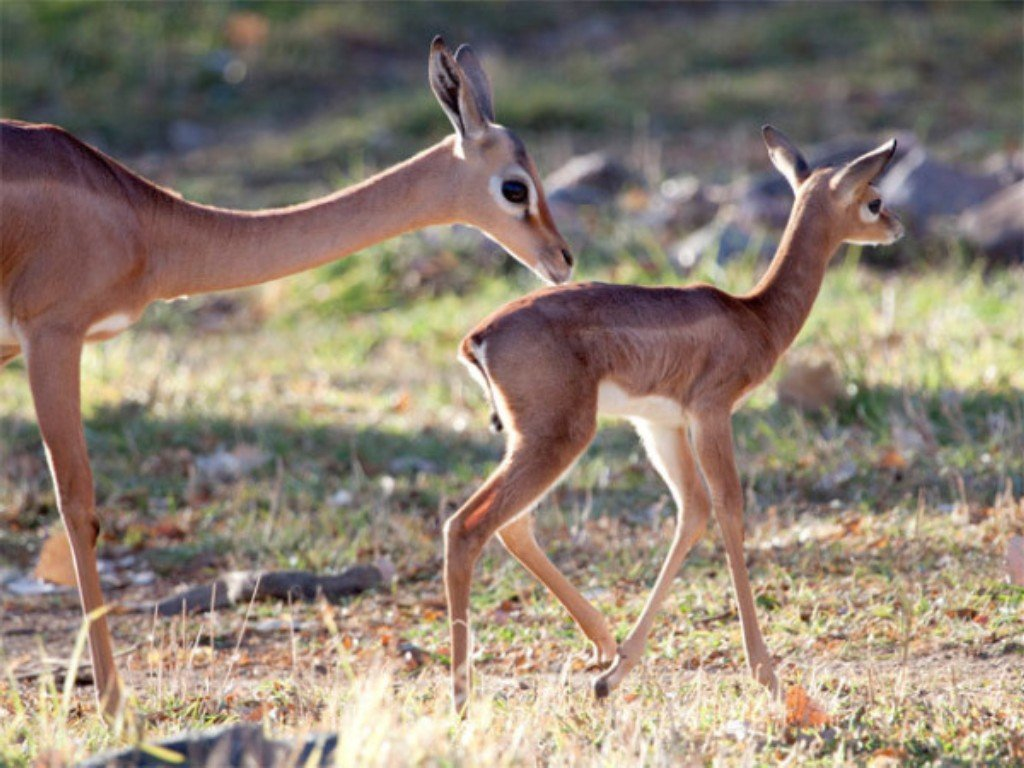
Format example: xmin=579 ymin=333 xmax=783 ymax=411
xmin=460 ymin=335 xmax=504 ymax=433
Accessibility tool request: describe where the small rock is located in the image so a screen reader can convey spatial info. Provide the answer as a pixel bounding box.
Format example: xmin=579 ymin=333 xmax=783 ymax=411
xmin=194 ymin=444 xmax=270 ymax=484
xmin=250 ymin=618 xmax=318 ymax=634
xmin=545 ymin=152 xmax=635 ymax=205
xmin=397 ymin=642 xmax=430 ymax=671
xmin=670 ymin=215 xmax=775 ymax=271
xmin=980 ymin=149 xmax=1024 ymax=185
xmin=129 ymin=571 xmax=157 ymax=587
xmin=388 ymin=456 xmax=439 ymax=475
xmin=891 ymin=420 xmax=931 ymax=456
xmin=879 ymin=146 xmax=1002 ymax=226
xmin=76 ymin=723 xmax=340 ymax=768
xmin=6 ymin=574 xmax=71 ymax=596
xmin=815 ymin=460 xmax=858 ymax=493
xmin=327 ymin=489 xmax=354 ymax=508
xmin=643 ymin=175 xmax=719 ymax=234
xmin=721 ymin=719 xmax=753 ymax=742
xmin=956 ymin=181 xmax=1023 ymax=264
xmin=154 ymin=565 xmax=383 ymax=616
xmin=373 ymin=556 xmax=397 ymax=584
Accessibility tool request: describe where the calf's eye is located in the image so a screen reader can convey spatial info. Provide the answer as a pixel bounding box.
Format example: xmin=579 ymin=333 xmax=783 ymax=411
xmin=868 ymin=199 xmax=882 ymax=215
xmin=501 ymin=180 xmax=529 ymax=204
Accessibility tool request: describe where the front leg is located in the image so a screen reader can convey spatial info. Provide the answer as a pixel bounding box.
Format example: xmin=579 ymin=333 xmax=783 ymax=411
xmin=25 ymin=329 xmax=124 ymax=718
xmin=691 ymin=414 xmax=779 ymax=697
xmin=594 ymin=424 xmax=711 ymax=697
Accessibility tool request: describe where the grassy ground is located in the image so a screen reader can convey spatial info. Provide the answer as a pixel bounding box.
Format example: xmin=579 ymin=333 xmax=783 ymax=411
xmin=2 ymin=3 xmax=1023 ymax=766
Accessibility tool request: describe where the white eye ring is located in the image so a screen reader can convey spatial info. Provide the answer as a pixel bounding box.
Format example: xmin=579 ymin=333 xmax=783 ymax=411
xmin=489 ymin=172 xmax=537 ymax=217
xmin=860 ymin=201 xmax=881 ymax=223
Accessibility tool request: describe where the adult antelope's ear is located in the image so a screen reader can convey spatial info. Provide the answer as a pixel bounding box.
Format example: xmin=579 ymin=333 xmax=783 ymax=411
xmin=428 ymin=36 xmax=489 ymax=140
xmin=831 ymin=139 xmax=898 ymax=200
xmin=454 ymin=44 xmax=495 ymax=123
xmin=762 ymin=125 xmax=811 ymax=194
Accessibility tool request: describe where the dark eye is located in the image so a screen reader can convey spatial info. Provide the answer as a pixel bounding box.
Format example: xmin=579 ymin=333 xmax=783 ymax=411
xmin=868 ymin=199 xmax=882 ymax=215
xmin=501 ymin=179 xmax=529 ymax=205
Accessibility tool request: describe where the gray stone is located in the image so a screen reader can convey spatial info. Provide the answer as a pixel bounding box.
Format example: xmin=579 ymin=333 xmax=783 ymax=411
xmin=388 ymin=455 xmax=440 ymax=475
xmin=879 ymin=146 xmax=1002 ymax=226
xmin=651 ymin=175 xmax=720 ymax=234
xmin=545 ymin=152 xmax=635 ymax=205
xmin=956 ymin=181 xmax=1024 ymax=264
xmin=76 ymin=723 xmax=339 ymax=767
xmin=153 ymin=565 xmax=383 ymax=616
xmin=671 ymin=215 xmax=775 ymax=271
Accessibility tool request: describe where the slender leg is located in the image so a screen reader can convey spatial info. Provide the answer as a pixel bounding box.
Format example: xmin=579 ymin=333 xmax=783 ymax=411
xmin=24 ymin=330 xmax=123 ymax=718
xmin=498 ymin=514 xmax=616 ymax=667
xmin=445 ymin=420 xmax=595 ymax=715
xmin=690 ymin=414 xmax=778 ymax=696
xmin=594 ymin=423 xmax=711 ymax=697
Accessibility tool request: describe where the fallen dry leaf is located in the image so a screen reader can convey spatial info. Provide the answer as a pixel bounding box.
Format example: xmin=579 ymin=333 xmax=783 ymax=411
xmin=391 ymin=390 xmax=412 ymax=413
xmin=867 ymin=746 xmax=907 ymax=767
xmin=34 ymin=528 xmax=77 ymax=587
xmin=150 ymin=516 xmax=189 ymax=540
xmin=784 ymin=684 xmax=831 ymax=728
xmin=877 ymin=447 xmax=908 ymax=470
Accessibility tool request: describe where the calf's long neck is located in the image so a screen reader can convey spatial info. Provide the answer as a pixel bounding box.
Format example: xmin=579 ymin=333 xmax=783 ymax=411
xmin=743 ymin=195 xmax=841 ymax=354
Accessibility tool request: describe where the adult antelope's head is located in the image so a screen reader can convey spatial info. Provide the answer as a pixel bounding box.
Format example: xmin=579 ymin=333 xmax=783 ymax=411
xmin=429 ymin=36 xmax=574 ymax=285
xmin=763 ymin=125 xmax=905 ymax=249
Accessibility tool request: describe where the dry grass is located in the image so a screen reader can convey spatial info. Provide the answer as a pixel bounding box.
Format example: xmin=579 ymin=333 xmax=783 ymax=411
xmin=2 ymin=257 xmax=1022 ymax=765
xmin=2 ymin=4 xmax=1022 ymax=764
xmin=5 ymin=497 xmax=1022 ymax=765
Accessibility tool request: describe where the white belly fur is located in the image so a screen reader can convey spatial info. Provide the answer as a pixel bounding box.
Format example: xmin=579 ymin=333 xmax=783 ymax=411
xmin=0 ymin=300 xmax=135 ymax=345
xmin=597 ymin=380 xmax=686 ymax=425
xmin=86 ymin=312 xmax=134 ymax=339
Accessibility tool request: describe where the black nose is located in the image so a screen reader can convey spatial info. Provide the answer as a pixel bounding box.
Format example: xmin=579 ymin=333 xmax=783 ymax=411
xmin=561 ymin=249 xmax=574 ymax=268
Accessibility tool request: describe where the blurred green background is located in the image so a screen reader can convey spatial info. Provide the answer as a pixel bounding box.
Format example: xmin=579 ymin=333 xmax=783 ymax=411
xmin=1 ymin=5 xmax=1023 ymax=764
xmin=3 ymin=2 xmax=1020 ymax=193
xmin=2 ymin=0 xmax=1022 ymax=567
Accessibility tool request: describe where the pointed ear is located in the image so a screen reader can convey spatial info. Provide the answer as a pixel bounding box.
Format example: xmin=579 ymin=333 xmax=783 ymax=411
xmin=762 ymin=125 xmax=810 ymax=194
xmin=428 ymin=36 xmax=488 ymax=140
xmin=454 ymin=44 xmax=495 ymax=122
xmin=830 ymin=139 xmax=897 ymax=200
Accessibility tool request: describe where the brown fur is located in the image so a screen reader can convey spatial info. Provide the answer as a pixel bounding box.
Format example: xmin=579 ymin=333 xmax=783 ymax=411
xmin=441 ymin=127 xmax=904 ymax=715
xmin=0 ymin=38 xmax=571 ymax=721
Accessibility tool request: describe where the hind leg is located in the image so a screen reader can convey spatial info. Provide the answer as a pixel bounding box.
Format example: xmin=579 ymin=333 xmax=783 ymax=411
xmin=498 ymin=513 xmax=617 ymax=668
xmin=445 ymin=415 xmax=596 ymax=715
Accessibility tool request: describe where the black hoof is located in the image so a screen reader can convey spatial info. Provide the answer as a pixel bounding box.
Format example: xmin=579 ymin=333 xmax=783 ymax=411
xmin=593 ymin=678 xmax=610 ymax=699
